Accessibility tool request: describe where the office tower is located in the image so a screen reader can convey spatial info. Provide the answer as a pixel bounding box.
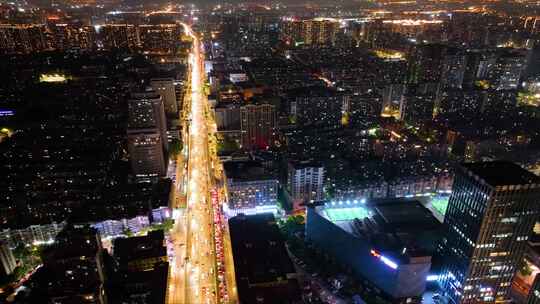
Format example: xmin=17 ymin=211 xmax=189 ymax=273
xmin=150 ymin=78 xmax=178 ymax=116
xmin=127 ymin=91 xmax=168 ymax=179
xmin=240 ymin=103 xmax=276 ymax=150
xmin=441 ymin=161 xmax=540 ymax=304
xmin=127 ymin=130 xmax=166 ymax=178
xmin=40 ymin=226 xmax=107 ymax=304
xmin=489 ymin=49 xmax=528 ymax=90
xmin=0 ymin=241 xmax=16 ymax=277
xmin=287 ymin=160 xmax=325 ymax=207
xmin=128 ymin=91 xmax=168 ymax=152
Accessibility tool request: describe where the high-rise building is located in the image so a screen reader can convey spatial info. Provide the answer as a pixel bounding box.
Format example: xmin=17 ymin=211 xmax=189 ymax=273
xmin=240 ymin=103 xmax=276 ymax=150
xmin=150 ymin=78 xmax=178 ymax=116
xmin=127 ymin=91 xmax=168 ymax=179
xmin=402 ymin=92 xmax=437 ymax=124
xmin=40 ymin=226 xmax=107 ymax=304
xmin=128 ymin=91 xmax=168 ymax=152
xmin=138 ymin=24 xmax=183 ymax=54
xmin=224 ymin=161 xmax=279 ymax=216
xmin=0 ymin=24 xmax=47 ymax=54
xmin=287 ymin=160 xmax=325 ymax=208
xmin=113 ymin=230 xmax=167 ymax=272
xmin=0 ymin=241 xmax=16 ymax=277
xmin=45 ymin=21 xmax=96 ymax=51
xmin=441 ymin=49 xmax=467 ymax=89
xmin=99 ymin=24 xmax=139 ymax=50
xmin=214 ymin=103 xmax=241 ymax=131
xmin=308 ymin=18 xmax=339 ymax=45
xmin=281 ymin=18 xmax=339 ymax=46
xmin=408 ymin=44 xmax=447 ymax=84
xmin=489 ymin=49 xmax=528 ymax=91
xmin=381 ymin=84 xmax=406 ymax=120
xmin=127 ymin=130 xmax=166 ymax=178
xmin=441 ymin=161 xmax=540 ymax=304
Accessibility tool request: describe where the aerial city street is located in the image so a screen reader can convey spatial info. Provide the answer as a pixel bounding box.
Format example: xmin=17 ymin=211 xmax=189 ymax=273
xmin=3 ymin=0 xmax=540 ymax=304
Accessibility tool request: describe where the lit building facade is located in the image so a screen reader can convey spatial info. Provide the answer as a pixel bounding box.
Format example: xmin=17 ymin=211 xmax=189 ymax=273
xmin=150 ymin=78 xmax=178 ymax=116
xmin=441 ymin=161 xmax=540 ymax=303
xmin=224 ymin=161 xmax=279 ymax=217
xmin=0 ymin=241 xmax=16 ymax=277
xmin=240 ymin=103 xmax=276 ymax=150
xmin=287 ymin=161 xmax=325 ymax=206
xmin=127 ymin=130 xmax=166 ymax=178
xmin=127 ymin=90 xmax=168 ymax=179
xmin=281 ymin=18 xmax=339 ymax=46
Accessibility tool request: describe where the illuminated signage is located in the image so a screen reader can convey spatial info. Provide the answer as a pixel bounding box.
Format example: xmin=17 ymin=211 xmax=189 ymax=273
xmin=370 ymin=249 xmax=398 ymax=269
xmin=0 ymin=110 xmax=14 ymax=117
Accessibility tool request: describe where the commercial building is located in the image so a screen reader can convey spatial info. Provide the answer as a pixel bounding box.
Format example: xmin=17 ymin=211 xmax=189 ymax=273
xmin=0 ymin=241 xmax=16 ymax=277
xmin=306 ymin=199 xmax=440 ymax=303
xmin=440 ymin=161 xmax=540 ymax=303
xmin=224 ymin=161 xmax=279 ymax=217
xmin=128 ymin=91 xmax=168 ymax=152
xmin=229 ymin=213 xmax=301 ymax=304
xmin=127 ymin=90 xmax=168 ymax=179
xmin=127 ymin=130 xmax=166 ymax=178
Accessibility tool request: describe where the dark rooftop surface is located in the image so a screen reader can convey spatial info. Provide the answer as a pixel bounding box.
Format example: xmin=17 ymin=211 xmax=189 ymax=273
xmin=374 ymin=200 xmax=440 ymax=231
xmin=462 ymin=161 xmax=540 ymax=186
xmin=224 ymin=160 xmax=276 ymax=181
xmin=229 ymin=213 xmax=301 ymax=304
xmin=113 ymin=230 xmax=166 ymax=263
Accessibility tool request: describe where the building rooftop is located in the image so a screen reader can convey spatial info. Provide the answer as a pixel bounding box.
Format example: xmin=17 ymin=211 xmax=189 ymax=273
xmin=229 ymin=213 xmax=301 ymax=303
xmin=462 ymin=161 xmax=540 ymax=187
xmin=224 ymin=160 xmax=276 ymax=181
xmin=317 ymin=199 xmax=441 ymax=257
xmin=113 ymin=230 xmax=166 ymax=264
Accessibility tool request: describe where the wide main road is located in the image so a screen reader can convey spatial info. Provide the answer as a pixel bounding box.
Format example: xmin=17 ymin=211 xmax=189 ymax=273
xmin=168 ymin=24 xmax=220 ymax=304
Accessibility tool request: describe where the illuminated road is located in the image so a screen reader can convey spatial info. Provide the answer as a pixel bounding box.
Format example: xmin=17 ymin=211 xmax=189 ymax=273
xmin=168 ymin=24 xmax=226 ymax=304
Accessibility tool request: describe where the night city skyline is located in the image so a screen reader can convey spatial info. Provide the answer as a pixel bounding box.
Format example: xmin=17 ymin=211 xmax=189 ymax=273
xmin=2 ymin=0 xmax=540 ymax=304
